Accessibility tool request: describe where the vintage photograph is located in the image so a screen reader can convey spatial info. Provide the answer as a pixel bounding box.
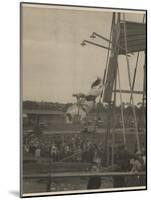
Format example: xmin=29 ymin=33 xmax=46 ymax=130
xmin=20 ymin=3 xmax=147 ymax=197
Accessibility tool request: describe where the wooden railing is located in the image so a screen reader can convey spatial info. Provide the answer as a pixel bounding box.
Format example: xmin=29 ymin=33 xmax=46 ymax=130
xmin=23 ymin=171 xmax=146 ymax=192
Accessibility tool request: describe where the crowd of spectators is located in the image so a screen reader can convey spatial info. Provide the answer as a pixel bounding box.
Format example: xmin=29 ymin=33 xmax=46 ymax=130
xmin=24 ymin=134 xmax=146 ymax=176
xmin=113 ymin=144 xmax=146 ymax=187
xmin=24 ymin=134 xmax=146 ymax=187
xmin=24 ymin=134 xmax=103 ymax=165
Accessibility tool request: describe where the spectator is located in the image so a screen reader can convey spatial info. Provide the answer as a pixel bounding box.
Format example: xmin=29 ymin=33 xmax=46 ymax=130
xmin=64 ymin=144 xmax=71 ymax=157
xmin=76 ymin=145 xmax=82 ymax=162
xmin=130 ymin=155 xmax=142 ymax=173
xmin=115 ymin=144 xmax=132 ymax=171
xmin=51 ymin=143 xmax=58 ymax=161
xmin=93 ymin=150 xmax=102 ymax=168
xmin=35 ymin=146 xmax=41 ymax=158
xmin=141 ymin=148 xmax=146 ymax=169
xmin=135 ymin=151 xmax=144 ymax=168
xmin=129 ymin=154 xmax=144 ymax=186
xmin=113 ymin=144 xmax=132 ymax=188
xmin=87 ymin=164 xmax=101 ymax=189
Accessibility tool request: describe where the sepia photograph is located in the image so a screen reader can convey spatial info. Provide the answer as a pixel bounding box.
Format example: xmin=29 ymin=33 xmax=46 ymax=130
xmin=20 ymin=2 xmax=147 ymax=197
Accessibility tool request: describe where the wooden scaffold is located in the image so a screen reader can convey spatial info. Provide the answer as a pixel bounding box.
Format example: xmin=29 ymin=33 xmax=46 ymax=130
xmin=81 ymin=12 xmax=146 ymax=166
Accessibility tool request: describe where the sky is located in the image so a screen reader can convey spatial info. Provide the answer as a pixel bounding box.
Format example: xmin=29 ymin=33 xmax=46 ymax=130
xmin=22 ymin=4 xmax=146 ymax=104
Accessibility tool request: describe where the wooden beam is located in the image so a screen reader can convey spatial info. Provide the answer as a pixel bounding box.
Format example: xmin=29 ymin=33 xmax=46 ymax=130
xmin=120 ymin=40 xmax=145 ymax=48
xmin=120 ymin=34 xmax=146 ymax=42
xmin=120 ymin=29 xmax=146 ymax=36
xmin=42 ymin=129 xmax=146 ymax=135
xmin=121 ymin=21 xmax=146 ymax=25
xmin=114 ymin=89 xmax=144 ymax=94
xmin=83 ymin=40 xmax=111 ymax=50
xmin=119 ymin=43 xmax=146 ymax=54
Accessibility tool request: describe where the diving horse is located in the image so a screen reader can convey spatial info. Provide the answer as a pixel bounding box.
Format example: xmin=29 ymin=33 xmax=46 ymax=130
xmin=65 ymin=77 xmax=105 ymax=123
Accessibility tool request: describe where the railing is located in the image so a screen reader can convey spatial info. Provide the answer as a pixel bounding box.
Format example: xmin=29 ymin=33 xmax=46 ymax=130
xmin=23 ymin=171 xmax=146 ymax=192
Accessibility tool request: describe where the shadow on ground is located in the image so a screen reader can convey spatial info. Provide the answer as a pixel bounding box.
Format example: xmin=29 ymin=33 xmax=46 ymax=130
xmin=9 ymin=190 xmax=19 ymax=197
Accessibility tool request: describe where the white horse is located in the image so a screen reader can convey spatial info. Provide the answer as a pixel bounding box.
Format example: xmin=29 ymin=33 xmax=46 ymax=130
xmin=65 ymin=78 xmax=105 ymax=123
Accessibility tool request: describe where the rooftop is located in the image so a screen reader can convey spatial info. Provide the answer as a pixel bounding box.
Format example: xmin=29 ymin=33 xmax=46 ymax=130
xmin=23 ymin=109 xmax=64 ymax=115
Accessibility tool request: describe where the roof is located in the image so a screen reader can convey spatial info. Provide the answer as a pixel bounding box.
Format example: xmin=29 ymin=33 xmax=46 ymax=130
xmin=23 ymin=109 xmax=64 ymax=115
xmin=119 ymin=21 xmax=146 ymax=54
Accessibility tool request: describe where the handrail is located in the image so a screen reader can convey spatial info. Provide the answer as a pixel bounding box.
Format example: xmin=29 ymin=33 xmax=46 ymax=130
xmin=24 ymin=171 xmax=146 ymax=179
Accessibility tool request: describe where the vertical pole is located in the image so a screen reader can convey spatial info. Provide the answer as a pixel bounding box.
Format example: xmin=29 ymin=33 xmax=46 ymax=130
xmin=130 ymin=14 xmax=145 ymax=104
xmin=130 ymin=52 xmax=140 ymax=104
xmin=142 ymin=51 xmax=146 ymax=115
xmin=141 ymin=64 xmax=145 ymax=128
xmin=105 ymin=102 xmax=112 ymax=166
xmin=123 ymin=13 xmax=140 ymax=152
xmin=117 ymin=66 xmax=126 ymax=145
xmin=111 ymin=75 xmax=117 ymax=165
xmin=99 ymin=13 xmax=114 ymax=102
xmin=99 ymin=12 xmax=115 ymax=166
xmin=104 ymin=12 xmax=120 ymax=166
xmin=101 ymin=13 xmax=115 ymax=167
xmin=77 ymin=101 xmax=81 ymax=122
xmin=111 ymin=12 xmax=121 ymax=166
xmin=47 ymin=136 xmax=52 ymax=192
xmin=139 ymin=51 xmax=146 ymax=130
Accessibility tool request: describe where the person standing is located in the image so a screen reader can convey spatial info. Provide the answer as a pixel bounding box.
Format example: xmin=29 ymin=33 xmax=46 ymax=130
xmin=87 ymin=164 xmax=101 ymax=189
xmin=113 ymin=144 xmax=132 ymax=187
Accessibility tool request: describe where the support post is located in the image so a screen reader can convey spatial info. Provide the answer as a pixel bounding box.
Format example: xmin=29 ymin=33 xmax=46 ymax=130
xmin=104 ymin=102 xmax=112 ymax=166
xmin=103 ymin=13 xmax=120 ymax=166
xmin=111 ymin=76 xmax=117 ymax=166
xmin=123 ymin=13 xmax=141 ymax=152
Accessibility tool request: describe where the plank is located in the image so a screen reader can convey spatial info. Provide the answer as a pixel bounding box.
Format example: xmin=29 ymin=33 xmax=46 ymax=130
xmin=120 ymin=34 xmax=146 ymax=42
xmin=119 ymin=40 xmax=146 ymax=48
xmin=114 ymin=90 xmax=143 ymax=94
